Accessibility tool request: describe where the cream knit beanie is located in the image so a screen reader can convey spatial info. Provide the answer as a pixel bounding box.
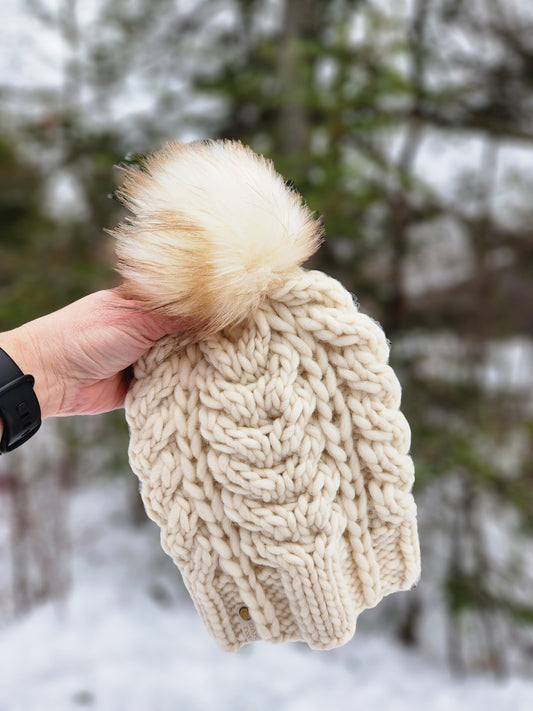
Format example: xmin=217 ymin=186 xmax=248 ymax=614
xmin=114 ymin=139 xmax=420 ymax=651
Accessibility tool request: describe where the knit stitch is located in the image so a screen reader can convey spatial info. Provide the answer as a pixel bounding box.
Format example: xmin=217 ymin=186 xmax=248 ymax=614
xmin=125 ymin=268 xmax=420 ymax=650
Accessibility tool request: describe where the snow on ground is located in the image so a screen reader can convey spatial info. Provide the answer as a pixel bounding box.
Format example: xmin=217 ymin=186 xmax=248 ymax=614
xmin=0 ymin=479 xmax=532 ymax=711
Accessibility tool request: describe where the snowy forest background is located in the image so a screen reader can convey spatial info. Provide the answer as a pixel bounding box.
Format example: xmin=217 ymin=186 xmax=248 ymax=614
xmin=1 ymin=0 xmax=533 ymax=708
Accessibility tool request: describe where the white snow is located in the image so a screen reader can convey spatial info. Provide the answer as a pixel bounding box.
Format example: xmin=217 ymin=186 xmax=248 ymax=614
xmin=1 ymin=479 xmax=532 ymax=711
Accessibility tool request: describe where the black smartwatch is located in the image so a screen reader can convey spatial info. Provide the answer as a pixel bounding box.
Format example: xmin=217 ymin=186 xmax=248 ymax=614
xmin=0 ymin=347 xmax=42 ymax=453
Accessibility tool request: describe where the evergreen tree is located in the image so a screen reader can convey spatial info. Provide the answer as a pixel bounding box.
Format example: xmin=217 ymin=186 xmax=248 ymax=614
xmin=184 ymin=0 xmax=533 ymax=674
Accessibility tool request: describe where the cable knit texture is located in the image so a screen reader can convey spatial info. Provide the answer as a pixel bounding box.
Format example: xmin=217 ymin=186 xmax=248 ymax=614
xmin=125 ymin=269 xmax=420 ymax=650
xmin=118 ymin=139 xmax=420 ymax=651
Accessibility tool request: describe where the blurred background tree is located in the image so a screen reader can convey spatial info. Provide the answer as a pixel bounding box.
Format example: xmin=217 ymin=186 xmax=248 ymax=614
xmin=1 ymin=0 xmax=532 ymax=677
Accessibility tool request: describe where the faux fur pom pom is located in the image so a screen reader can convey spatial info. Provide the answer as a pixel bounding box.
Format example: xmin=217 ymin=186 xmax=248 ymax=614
xmin=113 ymin=140 xmax=323 ymax=334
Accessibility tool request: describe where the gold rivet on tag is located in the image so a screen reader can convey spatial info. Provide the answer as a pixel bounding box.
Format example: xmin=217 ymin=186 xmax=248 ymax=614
xmin=239 ymin=606 xmax=251 ymax=621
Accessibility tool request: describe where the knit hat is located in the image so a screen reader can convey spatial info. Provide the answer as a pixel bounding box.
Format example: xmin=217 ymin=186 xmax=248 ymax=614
xmin=114 ymin=139 xmax=420 ymax=651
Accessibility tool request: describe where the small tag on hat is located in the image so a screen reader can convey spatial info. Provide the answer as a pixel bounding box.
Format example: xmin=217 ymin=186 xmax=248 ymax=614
xmin=238 ymin=606 xmax=259 ymax=642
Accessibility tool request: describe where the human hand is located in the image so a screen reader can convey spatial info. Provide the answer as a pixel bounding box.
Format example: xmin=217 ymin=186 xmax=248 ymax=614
xmin=0 ymin=290 xmax=186 ymax=419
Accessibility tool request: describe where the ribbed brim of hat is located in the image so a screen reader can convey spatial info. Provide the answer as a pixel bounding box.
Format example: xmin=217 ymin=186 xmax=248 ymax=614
xmin=164 ymin=514 xmax=419 ymax=651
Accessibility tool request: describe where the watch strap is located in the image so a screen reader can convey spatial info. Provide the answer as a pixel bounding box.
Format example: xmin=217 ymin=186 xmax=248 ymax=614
xmin=0 ymin=347 xmax=42 ymax=453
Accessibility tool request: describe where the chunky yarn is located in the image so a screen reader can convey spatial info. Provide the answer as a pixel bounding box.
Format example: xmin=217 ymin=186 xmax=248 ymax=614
xmin=118 ymin=139 xmax=420 ymax=651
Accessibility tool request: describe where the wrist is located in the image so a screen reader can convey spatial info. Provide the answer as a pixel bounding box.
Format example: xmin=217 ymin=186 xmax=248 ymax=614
xmin=0 ymin=324 xmax=63 ymax=420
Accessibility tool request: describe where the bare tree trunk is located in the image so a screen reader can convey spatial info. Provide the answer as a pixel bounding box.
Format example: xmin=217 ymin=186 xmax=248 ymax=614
xmin=9 ymin=474 xmax=31 ymax=616
xmin=463 ymin=478 xmax=508 ymax=676
xmin=446 ymin=497 xmax=466 ymax=676
xmin=278 ymin=0 xmax=317 ymax=157
xmin=385 ymin=0 xmax=429 ymax=333
xmin=60 ymin=0 xmax=82 ymax=118
xmin=396 ymin=595 xmax=421 ymax=646
xmin=52 ymin=453 xmax=74 ymax=608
